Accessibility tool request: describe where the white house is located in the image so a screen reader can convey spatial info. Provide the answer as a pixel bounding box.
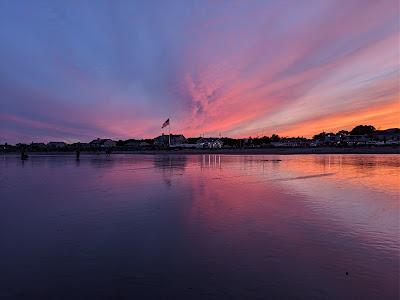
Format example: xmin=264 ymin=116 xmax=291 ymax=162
xmin=47 ymin=141 xmax=67 ymax=149
xmin=89 ymin=139 xmax=116 ymax=149
xmin=103 ymin=139 xmax=116 ymax=148
xmin=196 ymin=138 xmax=223 ymax=149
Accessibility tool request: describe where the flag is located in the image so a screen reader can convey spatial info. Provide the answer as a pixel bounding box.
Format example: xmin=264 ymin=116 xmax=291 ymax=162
xmin=162 ymin=118 xmax=170 ymax=129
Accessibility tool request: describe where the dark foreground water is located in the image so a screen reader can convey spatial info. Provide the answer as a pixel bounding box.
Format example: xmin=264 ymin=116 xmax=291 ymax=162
xmin=0 ymin=154 xmax=398 ymax=299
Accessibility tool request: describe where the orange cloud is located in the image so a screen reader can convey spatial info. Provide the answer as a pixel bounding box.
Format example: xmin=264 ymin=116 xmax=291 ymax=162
xmin=278 ymin=100 xmax=400 ymax=137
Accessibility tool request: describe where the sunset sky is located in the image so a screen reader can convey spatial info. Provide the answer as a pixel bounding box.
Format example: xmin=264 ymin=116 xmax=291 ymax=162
xmin=0 ymin=0 xmax=399 ymax=143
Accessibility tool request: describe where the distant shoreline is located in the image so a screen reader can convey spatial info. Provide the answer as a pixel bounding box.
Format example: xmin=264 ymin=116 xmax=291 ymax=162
xmin=2 ymin=146 xmax=399 ymax=156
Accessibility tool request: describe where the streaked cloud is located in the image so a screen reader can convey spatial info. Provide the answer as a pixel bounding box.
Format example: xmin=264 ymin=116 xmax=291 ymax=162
xmin=0 ymin=0 xmax=398 ymax=142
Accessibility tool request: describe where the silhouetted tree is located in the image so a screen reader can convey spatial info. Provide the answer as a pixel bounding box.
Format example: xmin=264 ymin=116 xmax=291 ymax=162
xmin=350 ymin=125 xmax=376 ymax=135
xmin=252 ymin=136 xmax=271 ymax=145
xmin=260 ymin=136 xmax=271 ymax=144
xmin=142 ymin=139 xmax=154 ymax=145
xmin=271 ymin=134 xmax=280 ymax=142
xmin=221 ymin=137 xmax=240 ymax=148
xmin=187 ymin=137 xmax=201 ymax=144
xmin=313 ymin=132 xmax=326 ymax=140
xmin=315 ymin=132 xmax=336 ymax=139
xmin=336 ymin=130 xmax=350 ymax=136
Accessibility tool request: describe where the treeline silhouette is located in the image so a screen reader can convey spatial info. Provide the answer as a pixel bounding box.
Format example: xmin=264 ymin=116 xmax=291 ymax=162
xmin=1 ymin=124 xmax=399 ymax=152
xmin=313 ymin=125 xmax=378 ymax=140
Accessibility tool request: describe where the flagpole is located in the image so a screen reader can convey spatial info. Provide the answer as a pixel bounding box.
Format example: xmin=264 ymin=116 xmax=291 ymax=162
xmin=168 ymin=117 xmax=171 ymax=147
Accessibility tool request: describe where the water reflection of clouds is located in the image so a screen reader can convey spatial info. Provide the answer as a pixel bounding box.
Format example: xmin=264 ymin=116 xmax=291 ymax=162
xmin=185 ymin=154 xmax=399 ymax=250
xmin=1 ymin=154 xmax=398 ymax=298
xmin=153 ymin=155 xmax=188 ymax=188
xmin=281 ymin=155 xmax=400 ymax=195
xmin=275 ymin=172 xmax=336 ymax=181
xmin=181 ymin=156 xmax=398 ymax=298
xmin=183 ymin=161 xmax=398 ymax=298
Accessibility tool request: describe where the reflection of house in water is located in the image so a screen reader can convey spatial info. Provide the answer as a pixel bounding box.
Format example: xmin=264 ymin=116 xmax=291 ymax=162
xmin=153 ymin=155 xmax=188 ymax=187
xmin=200 ymin=154 xmax=222 ymax=170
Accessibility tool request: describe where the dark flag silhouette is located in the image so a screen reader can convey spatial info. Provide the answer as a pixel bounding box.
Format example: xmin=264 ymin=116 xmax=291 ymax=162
xmin=162 ymin=118 xmax=170 ymax=129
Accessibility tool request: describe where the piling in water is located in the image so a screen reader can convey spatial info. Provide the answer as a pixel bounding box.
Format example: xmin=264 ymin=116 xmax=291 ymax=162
xmin=21 ymin=148 xmax=28 ymax=160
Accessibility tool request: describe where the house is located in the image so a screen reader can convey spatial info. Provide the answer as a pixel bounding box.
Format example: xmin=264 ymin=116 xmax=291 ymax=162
xmin=89 ymin=139 xmax=102 ymax=148
xmin=71 ymin=142 xmax=90 ymax=150
xmin=1 ymin=143 xmax=16 ymax=152
xmin=282 ymin=139 xmax=308 ymax=147
xmin=103 ymin=140 xmax=116 ymax=148
xmin=372 ymin=128 xmax=400 ymax=142
xmin=342 ymin=135 xmax=370 ymax=145
xmin=47 ymin=142 xmax=67 ymax=149
xmin=196 ymin=138 xmax=223 ymax=149
xmin=271 ymin=139 xmax=308 ymax=147
xmin=124 ymin=140 xmax=152 ymax=149
xmin=89 ymin=139 xmax=116 ymax=149
xmin=125 ymin=141 xmax=141 ymax=149
xmin=169 ymin=143 xmax=197 ymax=149
xmin=29 ymin=143 xmax=47 ymax=151
xmin=324 ymin=134 xmax=341 ymax=144
xmin=139 ymin=141 xmax=152 ymax=148
xmin=154 ymin=134 xmax=186 ymax=146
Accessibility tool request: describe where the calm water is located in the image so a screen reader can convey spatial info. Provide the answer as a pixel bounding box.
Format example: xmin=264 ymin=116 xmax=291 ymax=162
xmin=0 ymin=154 xmax=399 ymax=299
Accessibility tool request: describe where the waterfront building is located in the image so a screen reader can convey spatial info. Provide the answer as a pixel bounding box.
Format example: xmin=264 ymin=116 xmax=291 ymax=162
xmin=196 ymin=138 xmax=223 ymax=149
xmin=47 ymin=142 xmax=67 ymax=149
xmin=154 ymin=134 xmax=186 ymax=146
xmin=89 ymin=139 xmax=116 ymax=149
